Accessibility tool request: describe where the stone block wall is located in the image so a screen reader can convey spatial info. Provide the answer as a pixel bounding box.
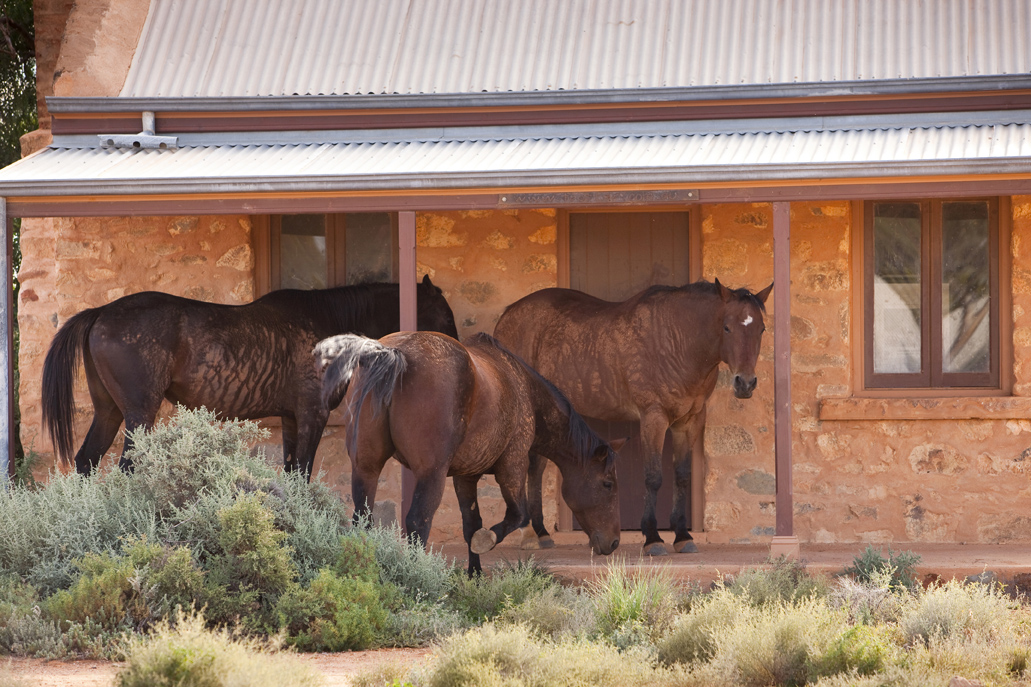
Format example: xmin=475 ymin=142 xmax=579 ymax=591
xmin=17 ymin=214 xmax=257 ymax=475
xmin=17 ymin=200 xmax=1031 ymax=545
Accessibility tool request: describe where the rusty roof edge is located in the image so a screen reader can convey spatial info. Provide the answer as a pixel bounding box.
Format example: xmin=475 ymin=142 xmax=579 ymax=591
xmin=45 ymin=75 xmax=1031 ymax=114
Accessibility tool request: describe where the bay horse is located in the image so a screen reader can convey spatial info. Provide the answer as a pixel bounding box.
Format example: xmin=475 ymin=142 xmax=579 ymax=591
xmin=42 ymin=275 xmax=458 ymax=479
xmin=314 ymin=331 xmax=623 ymax=575
xmin=494 ymin=278 xmax=772 ymax=556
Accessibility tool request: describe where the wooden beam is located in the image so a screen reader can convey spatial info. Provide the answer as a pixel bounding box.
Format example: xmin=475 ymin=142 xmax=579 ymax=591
xmin=1 ymin=198 xmax=11 ymax=482
xmin=398 ymin=211 xmax=417 ymax=529
xmin=771 ymin=201 xmax=798 ymax=558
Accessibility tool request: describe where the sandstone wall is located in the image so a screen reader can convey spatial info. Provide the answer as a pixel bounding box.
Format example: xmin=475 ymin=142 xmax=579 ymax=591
xmin=17 ymin=201 xmax=1031 ymax=545
xmin=17 ymin=215 xmax=257 ymax=476
xmin=700 ymin=199 xmax=1031 ymax=545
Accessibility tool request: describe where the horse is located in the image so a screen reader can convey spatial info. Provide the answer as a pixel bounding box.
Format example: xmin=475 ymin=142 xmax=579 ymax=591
xmin=314 ymin=331 xmax=623 ymax=575
xmin=494 ymin=278 xmax=772 ymax=556
xmin=42 ymin=275 xmax=458 ymax=479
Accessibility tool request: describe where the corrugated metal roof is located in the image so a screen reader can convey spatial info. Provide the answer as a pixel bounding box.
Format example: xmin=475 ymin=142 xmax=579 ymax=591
xmin=120 ymin=0 xmax=1031 ymax=98
xmin=4 ymin=117 xmax=1030 ymax=195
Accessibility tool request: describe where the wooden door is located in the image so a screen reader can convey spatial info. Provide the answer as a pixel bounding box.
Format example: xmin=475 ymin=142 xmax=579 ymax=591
xmin=568 ymin=212 xmax=691 ymax=531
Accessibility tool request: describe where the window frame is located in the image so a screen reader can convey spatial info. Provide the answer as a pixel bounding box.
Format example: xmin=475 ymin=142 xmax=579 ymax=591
xmin=861 ymin=197 xmax=1002 ymax=391
xmin=257 ymin=213 xmax=399 ymax=295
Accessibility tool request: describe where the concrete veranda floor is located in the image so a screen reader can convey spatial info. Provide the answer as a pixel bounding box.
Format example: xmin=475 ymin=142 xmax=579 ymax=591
xmin=436 ymin=531 xmax=1031 ymax=590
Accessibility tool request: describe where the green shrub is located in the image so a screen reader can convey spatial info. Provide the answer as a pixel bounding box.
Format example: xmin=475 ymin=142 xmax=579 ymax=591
xmin=203 ymin=494 xmax=298 ymax=632
xmin=142 ymin=545 xmax=206 ymax=620
xmin=843 ymin=546 xmax=921 ymax=593
xmin=815 ymin=624 xmax=896 ymax=677
xmin=385 ymin=602 xmax=470 ymax=648
xmin=728 ymin=556 xmax=830 ymax=607
xmin=363 ymin=522 xmax=455 ymax=606
xmin=900 ymin=578 xmax=1017 ymax=646
xmin=422 ymin=623 xmax=665 ymax=687
xmin=276 ymin=567 xmax=388 ymax=651
xmin=657 ymin=588 xmax=751 ymax=665
xmin=500 ymin=583 xmax=596 ymax=641
xmin=710 ymin=598 xmax=846 ymax=687
xmin=448 ymin=559 xmax=557 ymax=623
xmin=44 ymin=548 xmax=154 ymax=632
xmin=589 ymin=559 xmax=682 ymax=647
xmin=115 ymin=612 xmax=321 ymax=687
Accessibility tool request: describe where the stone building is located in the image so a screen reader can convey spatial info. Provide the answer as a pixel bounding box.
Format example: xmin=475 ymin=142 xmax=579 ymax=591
xmin=2 ymin=0 xmax=1031 ymax=549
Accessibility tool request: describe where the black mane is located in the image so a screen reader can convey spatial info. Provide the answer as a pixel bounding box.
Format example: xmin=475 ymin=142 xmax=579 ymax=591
xmin=643 ymin=280 xmax=768 ymax=313
xmin=467 ymin=332 xmax=608 ymax=467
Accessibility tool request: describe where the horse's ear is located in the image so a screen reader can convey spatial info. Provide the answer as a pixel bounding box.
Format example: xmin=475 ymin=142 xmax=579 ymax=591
xmin=608 ymin=437 xmax=629 ymax=453
xmin=756 ymin=282 xmax=774 ymax=305
xmin=421 ymin=274 xmax=432 ymax=286
xmin=714 ymin=277 xmax=732 ymax=302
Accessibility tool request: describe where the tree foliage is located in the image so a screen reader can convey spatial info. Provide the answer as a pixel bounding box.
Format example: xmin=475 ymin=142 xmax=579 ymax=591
xmin=0 ymin=0 xmax=36 ymax=170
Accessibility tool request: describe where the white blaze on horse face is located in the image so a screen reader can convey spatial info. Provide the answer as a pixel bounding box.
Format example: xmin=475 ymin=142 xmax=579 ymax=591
xmin=742 ymin=315 xmax=754 ymax=327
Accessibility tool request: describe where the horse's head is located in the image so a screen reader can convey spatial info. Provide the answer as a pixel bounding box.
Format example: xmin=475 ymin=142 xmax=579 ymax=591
xmin=416 ymin=274 xmax=459 ymax=339
xmin=716 ymin=278 xmax=773 ymax=399
xmin=560 ymin=437 xmax=625 ymax=555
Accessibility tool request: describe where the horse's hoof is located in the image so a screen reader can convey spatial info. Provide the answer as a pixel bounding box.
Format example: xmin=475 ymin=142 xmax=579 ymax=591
xmin=471 ymin=528 xmax=498 ymax=554
xmin=520 ymin=527 xmax=540 ymax=550
xmin=538 ymin=534 xmax=556 ymax=549
xmin=674 ymin=540 xmax=699 ymax=554
xmin=643 ymin=542 xmax=669 ymax=557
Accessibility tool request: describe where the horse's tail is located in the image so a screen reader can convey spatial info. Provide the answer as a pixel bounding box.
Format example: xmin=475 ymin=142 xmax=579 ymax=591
xmin=314 ymin=334 xmax=407 ymax=451
xmin=42 ymin=306 xmax=104 ymax=466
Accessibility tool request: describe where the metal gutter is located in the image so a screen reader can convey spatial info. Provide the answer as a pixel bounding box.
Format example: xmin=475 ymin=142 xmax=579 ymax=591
xmin=45 ymin=75 xmax=1031 ymax=114
xmin=45 ymin=109 xmax=1031 ymax=150
xmin=2 ymin=159 xmax=1031 ymax=198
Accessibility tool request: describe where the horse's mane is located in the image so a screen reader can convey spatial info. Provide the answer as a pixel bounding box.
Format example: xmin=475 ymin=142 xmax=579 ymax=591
xmin=468 ymin=333 xmax=608 ymax=467
xmin=642 ymin=280 xmax=768 ymax=313
xmin=258 ymin=282 xmax=397 ymax=330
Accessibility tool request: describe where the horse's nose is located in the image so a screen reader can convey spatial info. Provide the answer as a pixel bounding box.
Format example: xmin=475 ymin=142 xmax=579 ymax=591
xmin=733 ymin=374 xmax=757 ymax=398
xmin=592 ymin=532 xmax=620 ymax=555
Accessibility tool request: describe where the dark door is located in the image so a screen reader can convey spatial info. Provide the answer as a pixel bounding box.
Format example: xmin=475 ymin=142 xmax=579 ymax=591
xmin=568 ymin=212 xmax=691 ymax=531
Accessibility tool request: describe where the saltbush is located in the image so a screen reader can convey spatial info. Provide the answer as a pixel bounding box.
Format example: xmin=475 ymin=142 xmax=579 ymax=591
xmin=843 ymin=545 xmax=921 ymax=593
xmin=900 ymin=578 xmax=1018 ymax=646
xmin=277 ymin=568 xmax=388 ymax=651
xmin=115 ymin=612 xmax=321 ymax=687
xmin=589 ymin=559 xmax=683 ymax=647
xmin=448 ymin=559 xmax=557 ymax=624
xmin=815 ymin=624 xmax=896 ymax=677
xmin=728 ymin=556 xmax=830 ymax=607
xmin=421 ymin=623 xmax=666 ymax=687
xmin=657 ymin=588 xmax=751 ymax=665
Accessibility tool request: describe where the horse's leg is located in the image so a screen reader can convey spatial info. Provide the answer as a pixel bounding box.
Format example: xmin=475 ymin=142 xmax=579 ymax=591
xmin=74 ymin=356 xmax=124 ymax=474
xmin=349 ymin=421 xmax=393 ymax=527
xmin=669 ymin=408 xmax=705 ymax=554
xmin=471 ymin=448 xmax=530 ymax=554
xmin=294 ymin=411 xmax=329 ymax=482
xmin=281 ymin=416 xmax=299 ymax=473
xmin=521 ymin=452 xmax=554 ymax=550
xmin=453 ymin=475 xmax=484 ymax=576
xmin=404 ymin=466 xmax=449 ymax=548
xmin=640 ymin=409 xmax=670 ymax=556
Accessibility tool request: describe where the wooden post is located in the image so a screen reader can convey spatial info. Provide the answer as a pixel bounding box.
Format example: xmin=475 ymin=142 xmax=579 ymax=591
xmin=398 ymin=211 xmax=417 ymax=528
xmin=770 ymin=201 xmax=799 ymax=558
xmin=1 ymin=198 xmax=11 ymax=483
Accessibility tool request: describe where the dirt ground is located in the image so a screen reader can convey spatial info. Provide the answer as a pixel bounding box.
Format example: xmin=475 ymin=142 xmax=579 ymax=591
xmin=2 ymin=648 xmax=432 ymax=687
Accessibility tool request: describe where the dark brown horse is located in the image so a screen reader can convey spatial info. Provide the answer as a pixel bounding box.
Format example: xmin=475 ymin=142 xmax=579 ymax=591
xmin=494 ymin=278 xmax=772 ymax=556
xmin=42 ymin=276 xmax=457 ymax=478
xmin=314 ymin=331 xmax=622 ymax=574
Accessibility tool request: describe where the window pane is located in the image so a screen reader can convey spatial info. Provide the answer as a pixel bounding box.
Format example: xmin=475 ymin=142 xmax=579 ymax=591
xmin=280 ymin=214 xmax=327 ymax=290
xmin=941 ymin=201 xmax=991 ymax=374
xmin=872 ymin=203 xmax=922 ymax=374
xmin=345 ymin=213 xmax=393 ymax=284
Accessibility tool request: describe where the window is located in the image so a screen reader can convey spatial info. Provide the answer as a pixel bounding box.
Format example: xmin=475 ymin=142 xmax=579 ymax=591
xmin=864 ymin=199 xmax=999 ymax=389
xmin=267 ymin=213 xmax=398 ymax=291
